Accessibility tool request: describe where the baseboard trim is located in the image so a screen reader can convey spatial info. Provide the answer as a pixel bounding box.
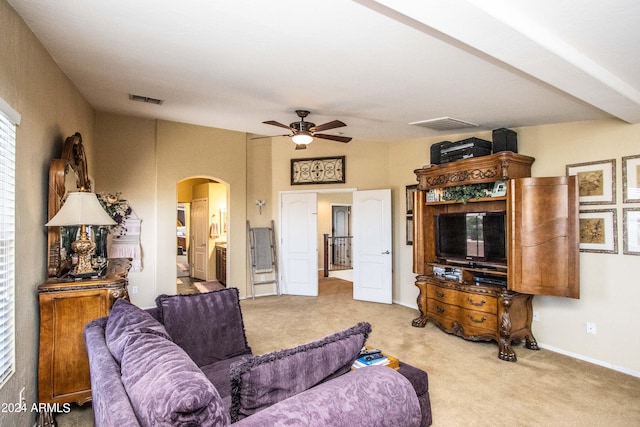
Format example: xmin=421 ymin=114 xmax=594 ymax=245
xmin=537 ymin=343 xmax=640 ymax=378
xmin=392 ymin=300 xmax=640 ymax=378
xmin=240 ymin=291 xmax=279 ymax=300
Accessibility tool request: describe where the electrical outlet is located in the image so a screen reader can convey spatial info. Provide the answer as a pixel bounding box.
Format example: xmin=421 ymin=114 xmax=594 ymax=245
xmin=260 ymin=275 xmax=265 ymax=282
xmin=532 ymin=311 xmax=539 ymax=321
xmin=131 ymin=286 xmax=138 ymax=294
xmin=586 ymin=322 xmax=597 ymax=334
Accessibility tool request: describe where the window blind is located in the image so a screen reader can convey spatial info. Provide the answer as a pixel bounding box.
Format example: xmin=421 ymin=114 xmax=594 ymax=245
xmin=0 ymin=98 xmax=18 ymax=388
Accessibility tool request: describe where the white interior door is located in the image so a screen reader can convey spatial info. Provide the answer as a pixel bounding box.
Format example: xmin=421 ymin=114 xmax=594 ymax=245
xmin=352 ymin=189 xmax=392 ymax=304
xmin=280 ymin=192 xmax=318 ymax=296
xmin=191 ymin=198 xmax=208 ymax=280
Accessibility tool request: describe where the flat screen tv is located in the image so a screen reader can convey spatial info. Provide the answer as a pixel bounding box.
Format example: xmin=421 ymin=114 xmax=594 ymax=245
xmin=434 ymin=211 xmax=506 ymax=265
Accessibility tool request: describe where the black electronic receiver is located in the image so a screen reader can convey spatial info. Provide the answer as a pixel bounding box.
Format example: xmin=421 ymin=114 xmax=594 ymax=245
xmin=474 ymin=276 xmax=507 ymax=287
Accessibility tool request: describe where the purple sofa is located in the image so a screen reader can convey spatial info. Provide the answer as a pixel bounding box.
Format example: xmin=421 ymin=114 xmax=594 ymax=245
xmin=84 ymin=288 xmax=432 ymax=426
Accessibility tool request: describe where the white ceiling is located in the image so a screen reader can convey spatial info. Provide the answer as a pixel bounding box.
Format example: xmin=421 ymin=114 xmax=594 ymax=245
xmin=7 ymin=0 xmax=640 ymax=142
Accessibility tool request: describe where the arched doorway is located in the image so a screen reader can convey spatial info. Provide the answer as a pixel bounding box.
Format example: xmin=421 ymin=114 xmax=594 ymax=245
xmin=176 ymin=177 xmax=228 ymax=294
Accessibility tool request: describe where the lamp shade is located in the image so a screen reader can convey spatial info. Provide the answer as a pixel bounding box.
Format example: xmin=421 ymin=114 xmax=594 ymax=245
xmin=292 ymin=133 xmax=313 ymax=145
xmin=46 ymin=192 xmax=116 ymax=227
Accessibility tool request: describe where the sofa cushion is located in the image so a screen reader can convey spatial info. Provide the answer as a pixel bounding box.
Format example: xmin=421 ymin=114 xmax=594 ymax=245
xmin=156 ymin=288 xmax=251 ymax=367
xmin=229 ymin=322 xmax=371 ymax=422
xmin=200 ymin=354 xmax=253 ymax=417
xmin=200 ymin=354 xmax=253 ymax=399
xmin=105 ymin=298 xmax=170 ymax=364
xmin=120 ymin=331 xmax=229 ymax=426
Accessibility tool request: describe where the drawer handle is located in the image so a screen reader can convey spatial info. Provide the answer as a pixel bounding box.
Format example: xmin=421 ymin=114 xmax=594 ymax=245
xmin=435 ymin=305 xmax=445 ymax=313
xmin=468 ymin=314 xmax=487 ymax=323
xmin=436 ymin=291 xmax=445 ymax=298
xmin=466 ymin=297 xmax=486 ymax=307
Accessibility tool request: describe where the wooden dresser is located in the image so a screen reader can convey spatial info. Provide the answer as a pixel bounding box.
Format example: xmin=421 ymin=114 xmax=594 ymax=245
xmin=37 ymin=259 xmax=130 ymax=406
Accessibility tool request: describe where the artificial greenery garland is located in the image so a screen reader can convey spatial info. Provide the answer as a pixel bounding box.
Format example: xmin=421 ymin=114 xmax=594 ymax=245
xmin=443 ymin=183 xmax=493 ymax=203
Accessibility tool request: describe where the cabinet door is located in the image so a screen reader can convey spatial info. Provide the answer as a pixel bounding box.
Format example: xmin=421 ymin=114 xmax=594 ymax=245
xmin=38 ymin=289 xmax=109 ymax=404
xmin=508 ymin=176 xmax=579 ymax=298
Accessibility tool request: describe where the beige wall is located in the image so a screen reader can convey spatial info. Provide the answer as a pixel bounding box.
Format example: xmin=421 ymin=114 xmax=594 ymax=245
xmin=518 ymin=120 xmax=640 ymax=374
xmin=94 ymin=114 xmax=158 ymax=305
xmin=94 ymin=116 xmax=248 ymax=304
xmin=177 ymin=178 xmax=210 ymax=202
xmin=0 ymin=1 xmax=96 ymax=424
xmin=246 ymin=137 xmax=273 ymax=227
xmin=271 ymin=135 xmax=389 ymax=274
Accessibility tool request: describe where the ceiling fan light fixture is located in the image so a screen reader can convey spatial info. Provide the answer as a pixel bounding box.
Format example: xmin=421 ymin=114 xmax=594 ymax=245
xmin=292 ymin=133 xmax=313 ymax=145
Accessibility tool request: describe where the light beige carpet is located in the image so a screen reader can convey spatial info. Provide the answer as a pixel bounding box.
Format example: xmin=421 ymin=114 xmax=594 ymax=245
xmin=194 ymin=280 xmax=225 ymax=293
xmin=57 ymin=277 xmax=640 ymax=426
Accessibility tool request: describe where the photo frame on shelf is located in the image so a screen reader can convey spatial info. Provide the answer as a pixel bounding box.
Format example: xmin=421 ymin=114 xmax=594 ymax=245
xmin=623 ymin=208 xmax=640 ymax=255
xmin=406 ymin=185 xmax=417 ymax=214
xmin=291 ymin=156 xmax=345 ymax=185
xmin=566 ymin=159 xmax=616 ymax=205
xmin=622 ymin=155 xmax=640 ymax=203
xmin=491 ymin=180 xmax=507 ymax=197
xmin=579 ymin=209 xmax=618 ymax=254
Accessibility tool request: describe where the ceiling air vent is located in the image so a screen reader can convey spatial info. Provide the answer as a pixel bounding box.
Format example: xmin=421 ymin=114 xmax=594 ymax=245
xmin=129 ymin=94 xmax=164 ymax=105
xmin=409 ymin=117 xmax=479 ymax=131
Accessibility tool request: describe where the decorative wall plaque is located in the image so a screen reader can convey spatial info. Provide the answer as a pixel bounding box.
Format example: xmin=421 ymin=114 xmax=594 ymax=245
xmin=291 ymin=156 xmax=345 ymax=185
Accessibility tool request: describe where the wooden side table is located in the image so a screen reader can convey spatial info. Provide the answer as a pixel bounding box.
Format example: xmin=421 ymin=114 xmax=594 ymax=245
xmin=353 ymin=347 xmax=400 ymax=370
xmin=37 ymin=259 xmax=130 ymax=410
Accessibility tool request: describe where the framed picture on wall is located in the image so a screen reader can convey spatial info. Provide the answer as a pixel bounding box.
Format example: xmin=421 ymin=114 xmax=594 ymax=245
xmin=406 ymin=185 xmax=417 ymax=214
xmin=623 ymin=208 xmax=640 ymax=255
xmin=623 ymin=155 xmax=640 ymax=203
xmin=579 ymin=209 xmax=618 ymax=254
xmin=566 ymin=159 xmax=616 ymax=205
xmin=406 ymin=185 xmax=417 ymax=245
xmin=406 ymin=215 xmax=413 ymax=245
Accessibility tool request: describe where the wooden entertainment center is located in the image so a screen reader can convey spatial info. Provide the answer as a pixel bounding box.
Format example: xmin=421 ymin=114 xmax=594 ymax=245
xmin=411 ymin=152 xmax=580 ymax=361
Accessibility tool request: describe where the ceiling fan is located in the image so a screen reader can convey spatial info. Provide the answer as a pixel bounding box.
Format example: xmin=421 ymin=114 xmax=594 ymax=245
xmin=261 ymin=110 xmax=352 ymax=149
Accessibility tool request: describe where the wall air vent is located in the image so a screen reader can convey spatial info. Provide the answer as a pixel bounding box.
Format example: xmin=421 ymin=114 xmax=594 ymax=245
xmin=409 ymin=117 xmax=479 ymax=131
xmin=129 ymin=94 xmax=164 ymax=105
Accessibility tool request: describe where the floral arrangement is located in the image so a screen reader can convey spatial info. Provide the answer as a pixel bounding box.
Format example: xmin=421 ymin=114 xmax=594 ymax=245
xmin=97 ymin=192 xmax=132 ymax=237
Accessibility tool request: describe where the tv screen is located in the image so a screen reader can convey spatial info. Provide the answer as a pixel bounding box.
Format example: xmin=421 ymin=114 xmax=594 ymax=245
xmin=435 ymin=211 xmax=506 ymax=264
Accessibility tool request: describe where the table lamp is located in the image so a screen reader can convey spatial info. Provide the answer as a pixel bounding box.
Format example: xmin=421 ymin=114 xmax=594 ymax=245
xmin=46 ymin=191 xmax=116 ymax=276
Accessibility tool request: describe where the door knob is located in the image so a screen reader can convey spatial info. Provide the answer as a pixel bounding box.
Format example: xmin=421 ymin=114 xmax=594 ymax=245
xmin=382 ymin=250 xmax=390 ymax=254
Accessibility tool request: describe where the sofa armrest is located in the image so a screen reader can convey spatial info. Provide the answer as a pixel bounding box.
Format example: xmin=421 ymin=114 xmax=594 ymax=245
xmin=232 ymin=365 xmax=421 ymax=427
xmin=84 ymin=318 xmax=141 ymax=427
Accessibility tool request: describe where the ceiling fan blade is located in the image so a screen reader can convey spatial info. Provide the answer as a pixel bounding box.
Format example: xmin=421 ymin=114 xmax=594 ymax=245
xmin=310 ymin=120 xmax=346 ymax=133
xmin=313 ymin=133 xmax=352 ymax=143
xmin=263 ymin=120 xmax=294 ymax=131
xmin=251 ymin=134 xmax=290 ymax=140
xmin=295 ymin=144 xmax=307 ymax=150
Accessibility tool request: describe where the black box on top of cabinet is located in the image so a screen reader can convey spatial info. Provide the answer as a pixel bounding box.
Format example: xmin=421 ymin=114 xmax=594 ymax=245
xmin=492 ymin=128 xmax=518 ymax=153
xmin=430 ymin=141 xmax=450 ymax=165
xmin=439 ymin=138 xmax=492 ymax=164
